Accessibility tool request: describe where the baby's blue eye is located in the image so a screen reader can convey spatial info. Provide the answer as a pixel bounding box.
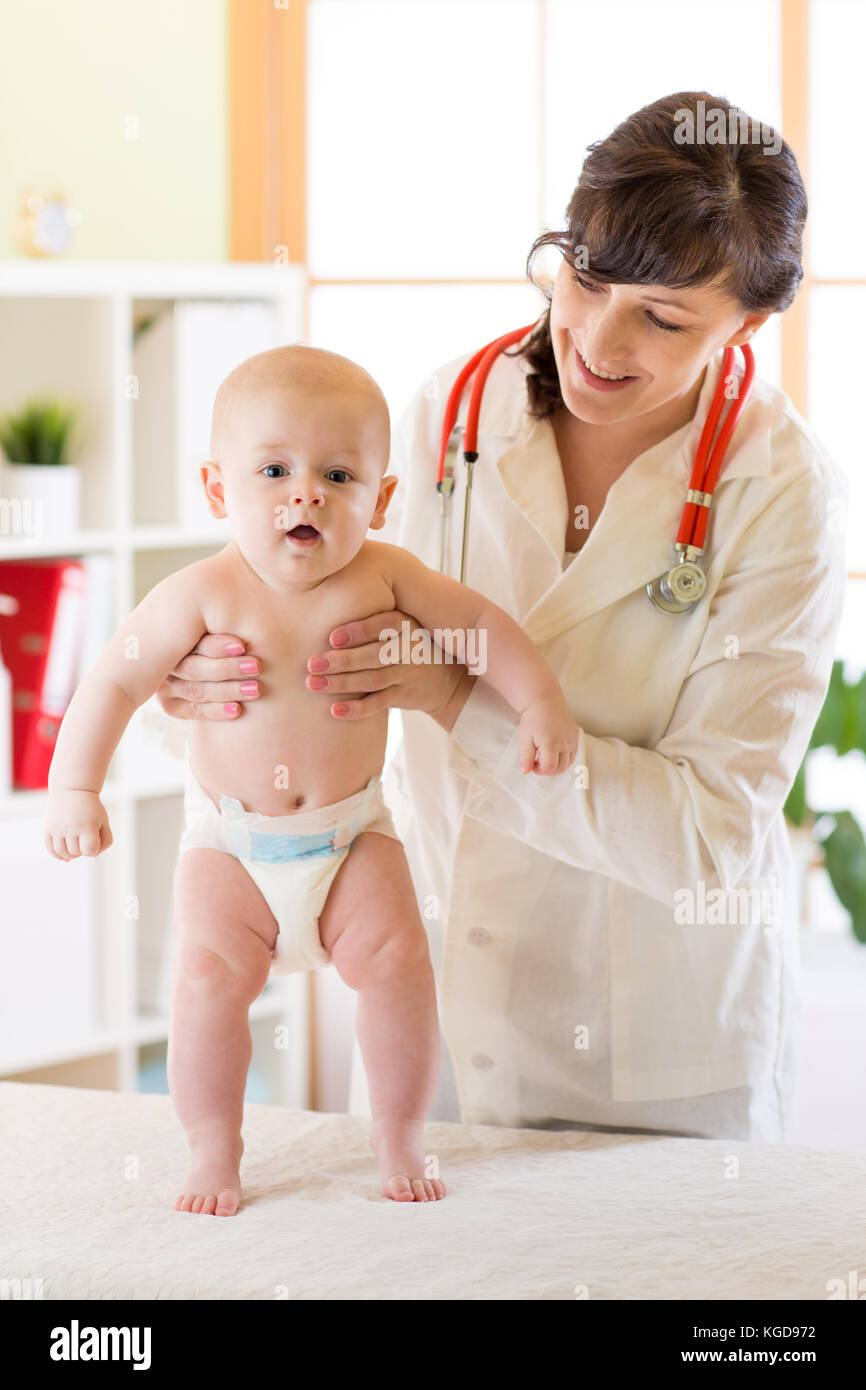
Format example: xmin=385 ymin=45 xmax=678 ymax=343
xmin=263 ymin=464 xmax=287 ymax=478
xmin=327 ymin=469 xmax=351 ymax=484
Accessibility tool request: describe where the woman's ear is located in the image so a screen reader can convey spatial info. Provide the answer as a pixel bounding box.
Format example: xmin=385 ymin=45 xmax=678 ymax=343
xmin=725 ymin=311 xmax=772 ymax=349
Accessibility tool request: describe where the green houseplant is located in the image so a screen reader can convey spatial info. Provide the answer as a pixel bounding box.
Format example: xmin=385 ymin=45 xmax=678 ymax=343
xmin=784 ymin=659 xmax=866 ymax=942
xmin=0 ymin=396 xmax=81 ymax=537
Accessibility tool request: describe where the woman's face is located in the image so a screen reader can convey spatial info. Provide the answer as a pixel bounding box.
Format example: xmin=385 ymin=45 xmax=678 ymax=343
xmin=549 ymin=256 xmax=770 ymax=427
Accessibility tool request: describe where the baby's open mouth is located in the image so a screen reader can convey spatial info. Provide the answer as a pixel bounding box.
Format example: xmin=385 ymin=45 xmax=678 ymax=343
xmin=287 ymin=523 xmax=321 ymax=542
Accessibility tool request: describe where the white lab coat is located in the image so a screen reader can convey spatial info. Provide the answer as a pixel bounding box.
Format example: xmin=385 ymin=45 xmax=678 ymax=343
xmin=370 ymin=335 xmax=849 ymax=1141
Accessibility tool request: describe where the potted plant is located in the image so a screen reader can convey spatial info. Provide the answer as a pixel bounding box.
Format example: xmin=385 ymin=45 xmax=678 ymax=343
xmin=784 ymin=659 xmax=866 ymax=942
xmin=0 ymin=396 xmax=81 ymax=538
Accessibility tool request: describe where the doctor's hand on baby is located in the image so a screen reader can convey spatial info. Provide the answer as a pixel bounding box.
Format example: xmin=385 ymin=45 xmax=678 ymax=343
xmin=155 ymin=615 xmax=470 ymax=724
xmin=154 ymin=615 xmax=580 ymax=777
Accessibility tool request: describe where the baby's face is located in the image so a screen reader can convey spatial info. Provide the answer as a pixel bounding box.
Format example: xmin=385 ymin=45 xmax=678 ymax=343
xmin=204 ymin=382 xmax=394 ymax=587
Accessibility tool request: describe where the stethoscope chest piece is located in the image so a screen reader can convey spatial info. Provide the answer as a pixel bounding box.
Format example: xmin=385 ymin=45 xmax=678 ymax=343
xmin=646 ymin=553 xmax=707 ymax=614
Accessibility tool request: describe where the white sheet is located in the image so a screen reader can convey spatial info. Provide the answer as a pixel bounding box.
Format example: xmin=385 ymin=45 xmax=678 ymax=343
xmin=2 ymin=1081 xmax=864 ymax=1300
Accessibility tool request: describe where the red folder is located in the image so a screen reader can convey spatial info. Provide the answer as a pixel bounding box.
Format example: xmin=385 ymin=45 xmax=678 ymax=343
xmin=0 ymin=559 xmax=87 ymax=789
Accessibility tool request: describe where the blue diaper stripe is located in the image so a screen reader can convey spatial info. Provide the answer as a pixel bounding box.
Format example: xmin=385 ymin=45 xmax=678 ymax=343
xmin=247 ymin=828 xmax=342 ymax=863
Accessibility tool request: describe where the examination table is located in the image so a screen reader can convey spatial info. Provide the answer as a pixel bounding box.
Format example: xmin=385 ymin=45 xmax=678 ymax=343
xmin=2 ymin=1081 xmax=864 ymax=1300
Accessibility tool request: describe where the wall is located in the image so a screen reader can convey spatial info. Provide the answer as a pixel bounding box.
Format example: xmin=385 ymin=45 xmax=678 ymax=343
xmin=0 ymin=0 xmax=227 ymax=260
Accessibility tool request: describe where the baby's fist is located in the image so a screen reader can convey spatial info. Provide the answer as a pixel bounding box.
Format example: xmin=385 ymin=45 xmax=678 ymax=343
xmin=518 ymin=697 xmax=580 ymax=776
xmin=44 ymin=789 xmax=113 ymax=861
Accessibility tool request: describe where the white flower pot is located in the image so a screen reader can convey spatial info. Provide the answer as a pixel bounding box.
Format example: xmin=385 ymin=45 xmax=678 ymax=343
xmin=0 ymin=461 xmax=81 ymax=538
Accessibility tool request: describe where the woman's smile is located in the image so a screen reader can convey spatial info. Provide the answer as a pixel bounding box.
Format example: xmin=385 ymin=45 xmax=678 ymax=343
xmin=573 ymin=342 xmax=638 ymax=392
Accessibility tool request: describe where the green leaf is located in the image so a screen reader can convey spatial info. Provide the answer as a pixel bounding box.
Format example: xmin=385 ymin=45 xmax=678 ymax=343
xmin=853 ymin=671 xmax=866 ymax=756
xmin=815 ymin=811 xmax=866 ymax=944
xmin=810 ymin=660 xmax=846 ymax=750
xmin=784 ymin=760 xmax=808 ymax=827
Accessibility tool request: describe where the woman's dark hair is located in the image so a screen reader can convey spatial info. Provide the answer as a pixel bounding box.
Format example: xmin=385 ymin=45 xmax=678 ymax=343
xmin=508 ymin=91 xmax=807 ymax=419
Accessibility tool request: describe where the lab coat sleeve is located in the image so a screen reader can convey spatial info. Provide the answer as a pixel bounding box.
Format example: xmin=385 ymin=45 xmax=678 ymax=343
xmin=447 ymin=457 xmax=849 ymax=905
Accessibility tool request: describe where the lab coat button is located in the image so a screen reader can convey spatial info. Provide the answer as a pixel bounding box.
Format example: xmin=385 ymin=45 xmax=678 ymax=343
xmin=470 ymin=1052 xmax=494 ymax=1070
xmin=467 ymin=927 xmax=490 ymax=946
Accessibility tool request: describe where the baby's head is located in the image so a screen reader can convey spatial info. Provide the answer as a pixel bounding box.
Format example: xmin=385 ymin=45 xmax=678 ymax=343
xmin=202 ymin=345 xmax=397 ymax=585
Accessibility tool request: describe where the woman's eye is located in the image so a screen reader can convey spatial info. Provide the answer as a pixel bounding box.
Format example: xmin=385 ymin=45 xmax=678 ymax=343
xmin=571 ymin=270 xmax=599 ymax=293
xmin=647 ymin=311 xmax=682 ymax=333
xmin=262 ymin=464 xmax=287 ymax=478
xmin=326 ymin=468 xmax=351 ymax=483
xmin=572 ymin=269 xmax=682 ymax=333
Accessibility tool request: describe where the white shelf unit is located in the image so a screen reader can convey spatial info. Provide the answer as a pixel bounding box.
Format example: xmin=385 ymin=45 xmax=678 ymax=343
xmin=0 ymin=260 xmax=312 ymax=1107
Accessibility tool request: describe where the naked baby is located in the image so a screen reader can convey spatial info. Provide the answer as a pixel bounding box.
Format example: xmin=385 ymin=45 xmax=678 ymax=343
xmin=43 ymin=344 xmax=580 ymax=1214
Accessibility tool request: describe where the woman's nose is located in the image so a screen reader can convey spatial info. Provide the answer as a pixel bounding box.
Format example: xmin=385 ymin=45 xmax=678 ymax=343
xmin=580 ymin=322 xmax=631 ymax=366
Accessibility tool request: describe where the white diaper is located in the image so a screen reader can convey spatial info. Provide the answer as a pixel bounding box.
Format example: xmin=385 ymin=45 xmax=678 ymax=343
xmin=176 ymin=744 xmax=401 ymax=974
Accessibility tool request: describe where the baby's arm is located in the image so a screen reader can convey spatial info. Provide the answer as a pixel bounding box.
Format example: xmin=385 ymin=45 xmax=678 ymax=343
xmin=44 ymin=564 xmax=208 ymax=859
xmin=382 ymin=543 xmax=578 ymax=775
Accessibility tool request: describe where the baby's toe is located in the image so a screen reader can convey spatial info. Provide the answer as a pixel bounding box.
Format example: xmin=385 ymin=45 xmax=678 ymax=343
xmin=383 ymin=1174 xmax=415 ymax=1202
xmin=410 ymin=1179 xmax=429 ymax=1202
xmin=215 ymin=1188 xmax=240 ymax=1216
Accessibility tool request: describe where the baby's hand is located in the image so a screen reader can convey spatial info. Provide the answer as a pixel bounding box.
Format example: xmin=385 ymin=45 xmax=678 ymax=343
xmin=44 ymin=789 xmax=114 ymax=860
xmin=518 ymin=696 xmax=579 ymax=776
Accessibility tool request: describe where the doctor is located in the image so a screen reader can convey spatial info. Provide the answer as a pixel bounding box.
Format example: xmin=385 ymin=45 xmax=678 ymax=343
xmin=155 ymin=93 xmax=848 ymax=1141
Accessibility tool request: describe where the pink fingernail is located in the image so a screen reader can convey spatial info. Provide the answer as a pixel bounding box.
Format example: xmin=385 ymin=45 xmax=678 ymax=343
xmin=225 ymin=642 xmax=244 ymax=655
xmin=239 ymin=658 xmax=258 ymax=674
xmin=332 ymin=703 xmax=349 ymax=716
xmin=331 ymin=629 xmax=350 ymax=646
xmin=223 ymin=702 xmax=239 ymax=714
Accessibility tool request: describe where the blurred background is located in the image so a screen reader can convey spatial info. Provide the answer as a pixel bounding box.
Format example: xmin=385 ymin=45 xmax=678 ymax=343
xmin=0 ymin=0 xmax=863 ymax=1144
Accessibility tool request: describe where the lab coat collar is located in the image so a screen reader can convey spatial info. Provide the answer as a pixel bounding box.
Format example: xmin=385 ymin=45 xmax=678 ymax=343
xmin=483 ymin=343 xmax=775 ymax=640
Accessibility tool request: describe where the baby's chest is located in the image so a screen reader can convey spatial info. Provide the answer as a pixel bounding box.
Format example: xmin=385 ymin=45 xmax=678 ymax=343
xmin=206 ymin=570 xmax=396 ymax=676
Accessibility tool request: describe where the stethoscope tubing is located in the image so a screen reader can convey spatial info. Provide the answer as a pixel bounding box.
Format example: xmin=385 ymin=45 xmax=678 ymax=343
xmin=436 ymin=322 xmax=755 ymax=607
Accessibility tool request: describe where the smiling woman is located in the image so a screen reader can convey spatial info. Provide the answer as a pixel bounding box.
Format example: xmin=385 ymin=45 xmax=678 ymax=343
xmin=512 ymin=90 xmax=806 ymax=423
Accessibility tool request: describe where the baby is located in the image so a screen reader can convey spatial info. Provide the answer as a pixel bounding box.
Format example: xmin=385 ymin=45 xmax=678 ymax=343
xmin=43 ymin=345 xmax=579 ymax=1213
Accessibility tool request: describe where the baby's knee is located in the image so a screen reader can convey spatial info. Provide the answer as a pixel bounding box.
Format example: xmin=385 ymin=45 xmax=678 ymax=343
xmin=175 ymin=940 xmax=262 ymax=995
xmin=336 ymin=922 xmax=431 ymax=990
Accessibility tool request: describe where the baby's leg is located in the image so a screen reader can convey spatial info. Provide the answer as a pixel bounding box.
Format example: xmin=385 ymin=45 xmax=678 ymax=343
xmin=318 ymin=832 xmax=446 ymax=1203
xmin=168 ymin=848 xmax=278 ymax=1216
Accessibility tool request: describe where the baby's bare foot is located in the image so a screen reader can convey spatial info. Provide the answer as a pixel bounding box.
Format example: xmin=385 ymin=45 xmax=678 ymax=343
xmin=370 ymin=1118 xmax=446 ymax=1202
xmin=175 ymin=1128 xmax=244 ymax=1217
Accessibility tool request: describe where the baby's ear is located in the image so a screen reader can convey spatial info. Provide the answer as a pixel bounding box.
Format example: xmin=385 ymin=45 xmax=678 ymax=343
xmin=369 ymin=473 xmax=399 ymax=530
xmin=199 ymin=460 xmax=227 ymax=519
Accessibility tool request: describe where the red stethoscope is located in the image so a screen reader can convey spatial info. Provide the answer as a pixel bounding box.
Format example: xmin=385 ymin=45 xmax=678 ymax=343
xmin=436 ymin=322 xmax=755 ymax=613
